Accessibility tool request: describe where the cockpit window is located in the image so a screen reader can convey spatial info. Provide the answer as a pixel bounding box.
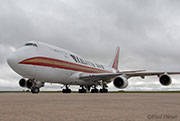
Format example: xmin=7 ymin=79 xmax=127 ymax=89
xmin=24 ymin=43 xmax=38 ymax=47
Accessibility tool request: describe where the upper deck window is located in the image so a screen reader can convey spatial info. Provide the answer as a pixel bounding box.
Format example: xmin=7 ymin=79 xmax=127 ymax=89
xmin=24 ymin=43 xmax=38 ymax=47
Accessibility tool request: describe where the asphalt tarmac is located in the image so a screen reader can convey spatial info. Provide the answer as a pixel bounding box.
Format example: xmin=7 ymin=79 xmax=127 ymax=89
xmin=0 ymin=93 xmax=179 ymax=121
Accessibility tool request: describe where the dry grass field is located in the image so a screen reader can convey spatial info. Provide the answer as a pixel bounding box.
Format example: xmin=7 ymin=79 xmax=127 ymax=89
xmin=0 ymin=93 xmax=179 ymax=121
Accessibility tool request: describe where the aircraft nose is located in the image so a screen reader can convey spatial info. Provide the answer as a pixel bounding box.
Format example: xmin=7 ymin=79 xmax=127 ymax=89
xmin=7 ymin=52 xmax=18 ymax=69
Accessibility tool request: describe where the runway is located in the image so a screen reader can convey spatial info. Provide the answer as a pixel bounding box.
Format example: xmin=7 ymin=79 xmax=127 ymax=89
xmin=0 ymin=93 xmax=179 ymax=121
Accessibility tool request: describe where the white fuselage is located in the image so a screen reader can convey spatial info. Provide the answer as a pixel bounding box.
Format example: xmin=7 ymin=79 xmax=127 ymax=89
xmin=7 ymin=41 xmax=115 ymax=86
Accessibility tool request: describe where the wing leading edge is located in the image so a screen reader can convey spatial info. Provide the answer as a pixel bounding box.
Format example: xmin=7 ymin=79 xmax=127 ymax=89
xmin=79 ymin=71 xmax=180 ymax=82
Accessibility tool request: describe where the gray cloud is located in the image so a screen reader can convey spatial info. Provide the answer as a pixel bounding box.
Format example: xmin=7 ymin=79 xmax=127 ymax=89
xmin=1 ymin=0 xmax=180 ymax=91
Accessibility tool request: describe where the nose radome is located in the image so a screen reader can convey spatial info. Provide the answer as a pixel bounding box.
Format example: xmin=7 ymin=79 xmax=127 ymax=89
xmin=7 ymin=52 xmax=18 ymax=69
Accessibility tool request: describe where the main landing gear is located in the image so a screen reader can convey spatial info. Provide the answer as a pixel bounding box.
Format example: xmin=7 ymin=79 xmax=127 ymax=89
xmin=99 ymin=84 xmax=108 ymax=93
xmin=62 ymin=85 xmax=72 ymax=93
xmin=100 ymin=88 xmax=108 ymax=93
xmin=78 ymin=86 xmax=87 ymax=93
xmin=91 ymin=86 xmax=99 ymax=93
xmin=61 ymin=85 xmax=108 ymax=93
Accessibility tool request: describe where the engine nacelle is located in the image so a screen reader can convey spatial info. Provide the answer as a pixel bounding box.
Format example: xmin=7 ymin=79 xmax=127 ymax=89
xmin=19 ymin=79 xmax=44 ymax=89
xmin=19 ymin=78 xmax=27 ymax=87
xmin=27 ymin=79 xmax=33 ymax=89
xmin=159 ymin=74 xmax=172 ymax=86
xmin=113 ymin=76 xmax=129 ymax=89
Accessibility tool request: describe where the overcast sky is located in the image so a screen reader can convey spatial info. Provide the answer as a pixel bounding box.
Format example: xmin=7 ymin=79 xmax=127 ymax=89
xmin=1 ymin=0 xmax=180 ymax=91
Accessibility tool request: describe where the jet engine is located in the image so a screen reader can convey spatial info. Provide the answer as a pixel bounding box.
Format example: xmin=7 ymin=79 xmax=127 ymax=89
xmin=19 ymin=79 xmax=33 ymax=88
xmin=27 ymin=79 xmax=33 ymax=89
xmin=113 ymin=76 xmax=129 ymax=89
xmin=159 ymin=74 xmax=172 ymax=86
xmin=19 ymin=79 xmax=44 ymax=89
xmin=19 ymin=78 xmax=27 ymax=87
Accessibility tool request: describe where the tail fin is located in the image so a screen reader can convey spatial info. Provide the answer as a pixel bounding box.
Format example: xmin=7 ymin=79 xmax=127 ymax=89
xmin=109 ymin=47 xmax=120 ymax=70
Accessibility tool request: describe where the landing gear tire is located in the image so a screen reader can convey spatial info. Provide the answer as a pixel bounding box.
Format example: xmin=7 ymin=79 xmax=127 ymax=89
xmin=62 ymin=85 xmax=72 ymax=93
xmin=91 ymin=89 xmax=99 ymax=93
xmin=78 ymin=89 xmax=86 ymax=93
xmin=31 ymin=87 xmax=40 ymax=94
xmin=100 ymin=89 xmax=108 ymax=93
xmin=62 ymin=89 xmax=71 ymax=93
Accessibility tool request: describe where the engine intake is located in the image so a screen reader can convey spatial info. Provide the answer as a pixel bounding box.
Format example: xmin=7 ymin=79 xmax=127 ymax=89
xmin=113 ymin=76 xmax=129 ymax=89
xmin=19 ymin=79 xmax=27 ymax=87
xmin=19 ymin=79 xmax=44 ymax=89
xmin=27 ymin=79 xmax=33 ymax=89
xmin=159 ymin=74 xmax=172 ymax=86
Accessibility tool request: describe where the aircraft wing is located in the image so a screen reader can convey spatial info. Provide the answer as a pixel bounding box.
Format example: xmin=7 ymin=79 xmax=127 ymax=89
xmin=79 ymin=71 xmax=180 ymax=82
xmin=126 ymin=72 xmax=180 ymax=78
xmin=79 ymin=73 xmax=121 ymax=81
xmin=79 ymin=70 xmax=145 ymax=81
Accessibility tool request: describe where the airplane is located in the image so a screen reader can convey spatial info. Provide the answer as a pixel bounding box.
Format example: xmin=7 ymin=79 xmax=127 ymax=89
xmin=7 ymin=41 xmax=180 ymax=94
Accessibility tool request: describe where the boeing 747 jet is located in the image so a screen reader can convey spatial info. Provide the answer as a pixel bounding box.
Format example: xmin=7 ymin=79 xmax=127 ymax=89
xmin=7 ymin=41 xmax=180 ymax=93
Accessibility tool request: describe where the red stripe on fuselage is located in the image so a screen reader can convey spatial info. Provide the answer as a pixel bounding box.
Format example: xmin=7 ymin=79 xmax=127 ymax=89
xmin=19 ymin=57 xmax=111 ymax=73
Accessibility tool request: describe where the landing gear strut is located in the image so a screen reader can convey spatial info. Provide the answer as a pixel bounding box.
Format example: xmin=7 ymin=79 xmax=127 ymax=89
xmin=62 ymin=85 xmax=71 ymax=93
xmin=91 ymin=86 xmax=99 ymax=93
xmin=78 ymin=86 xmax=87 ymax=93
xmin=100 ymin=88 xmax=108 ymax=93
xmin=100 ymin=84 xmax=108 ymax=93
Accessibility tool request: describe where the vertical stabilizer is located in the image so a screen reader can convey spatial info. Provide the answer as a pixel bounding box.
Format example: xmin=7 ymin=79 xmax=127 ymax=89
xmin=109 ymin=47 xmax=120 ymax=70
